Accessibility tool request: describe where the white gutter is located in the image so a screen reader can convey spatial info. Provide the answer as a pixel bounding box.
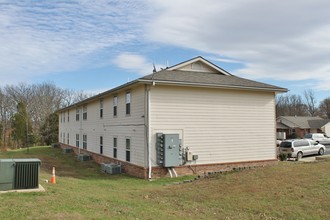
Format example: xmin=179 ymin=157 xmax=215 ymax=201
xmin=138 ymin=79 xmax=288 ymax=93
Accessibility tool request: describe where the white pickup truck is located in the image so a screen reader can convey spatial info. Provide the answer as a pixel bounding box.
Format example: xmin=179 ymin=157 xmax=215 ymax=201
xmin=304 ymin=133 xmax=330 ymax=145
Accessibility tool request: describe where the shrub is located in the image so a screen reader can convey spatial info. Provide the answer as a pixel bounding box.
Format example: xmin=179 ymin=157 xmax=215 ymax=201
xmin=279 ymin=153 xmax=288 ymax=161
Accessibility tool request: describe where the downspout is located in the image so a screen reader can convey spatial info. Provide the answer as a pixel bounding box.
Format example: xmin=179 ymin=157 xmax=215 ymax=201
xmin=146 ymin=85 xmax=152 ymax=179
xmin=147 ymin=82 xmax=156 ymax=179
xmin=79 ymin=105 xmax=83 ymax=155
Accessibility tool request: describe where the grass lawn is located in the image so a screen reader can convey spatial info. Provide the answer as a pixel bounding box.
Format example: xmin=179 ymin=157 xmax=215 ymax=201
xmin=0 ymin=146 xmax=329 ymax=220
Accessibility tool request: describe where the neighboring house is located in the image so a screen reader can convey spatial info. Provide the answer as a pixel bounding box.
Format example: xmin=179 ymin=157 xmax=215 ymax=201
xmin=321 ymin=122 xmax=330 ymax=137
xmin=276 ymin=116 xmax=330 ymax=139
xmin=58 ymin=56 xmax=287 ymax=178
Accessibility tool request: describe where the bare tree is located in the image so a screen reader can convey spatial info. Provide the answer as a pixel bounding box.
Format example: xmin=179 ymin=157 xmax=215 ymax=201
xmin=0 ymin=88 xmax=15 ymax=149
xmin=0 ymin=82 xmax=91 ymax=148
xmin=319 ymin=98 xmax=330 ymax=119
xmin=276 ymin=94 xmax=307 ymax=117
xmin=304 ymin=89 xmax=317 ymax=116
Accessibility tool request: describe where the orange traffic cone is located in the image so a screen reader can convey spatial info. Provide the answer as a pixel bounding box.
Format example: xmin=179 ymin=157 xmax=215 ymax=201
xmin=50 ymin=167 xmax=56 ymax=184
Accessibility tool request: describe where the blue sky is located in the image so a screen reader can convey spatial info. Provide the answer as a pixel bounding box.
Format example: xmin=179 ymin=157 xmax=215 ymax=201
xmin=1 ymin=0 xmax=330 ymax=102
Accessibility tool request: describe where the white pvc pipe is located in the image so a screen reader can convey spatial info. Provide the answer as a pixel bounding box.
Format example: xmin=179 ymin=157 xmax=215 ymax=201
xmin=172 ymin=168 xmax=178 ymax=178
xmin=168 ymin=168 xmax=173 ymax=178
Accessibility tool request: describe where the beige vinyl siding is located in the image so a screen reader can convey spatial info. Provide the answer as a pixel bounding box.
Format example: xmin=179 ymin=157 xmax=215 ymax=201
xmin=149 ymin=85 xmax=276 ymax=165
xmin=177 ymin=62 xmax=218 ymax=73
xmin=58 ymin=85 xmax=146 ymax=166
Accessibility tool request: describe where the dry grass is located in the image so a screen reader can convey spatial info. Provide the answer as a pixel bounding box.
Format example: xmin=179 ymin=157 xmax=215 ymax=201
xmin=0 ymin=146 xmax=329 ymax=219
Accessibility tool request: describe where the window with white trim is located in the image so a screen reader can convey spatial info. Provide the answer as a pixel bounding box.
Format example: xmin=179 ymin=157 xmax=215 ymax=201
xmin=126 ymin=138 xmax=131 ymax=162
xmin=113 ymin=137 xmax=117 ymax=158
xmin=76 ymin=108 xmax=80 ymax=121
xmin=100 ymin=99 xmax=103 ymax=119
xmin=126 ymin=92 xmax=131 ymax=115
xmin=83 ymin=105 xmax=87 ymax=120
xmin=113 ymin=96 xmax=118 ymax=117
xmin=76 ymin=134 xmax=79 ymax=147
xmin=100 ymin=136 xmax=103 ymax=154
xmin=83 ymin=134 xmax=87 ymax=150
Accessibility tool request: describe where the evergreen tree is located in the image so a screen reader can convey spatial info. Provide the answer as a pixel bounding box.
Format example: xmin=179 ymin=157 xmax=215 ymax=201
xmin=40 ymin=113 xmax=59 ymax=145
xmin=11 ymin=102 xmax=32 ymax=148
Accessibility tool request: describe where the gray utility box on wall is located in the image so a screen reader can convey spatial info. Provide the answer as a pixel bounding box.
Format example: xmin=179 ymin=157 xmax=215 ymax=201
xmin=0 ymin=158 xmax=41 ymax=191
xmin=156 ymin=133 xmax=181 ymax=167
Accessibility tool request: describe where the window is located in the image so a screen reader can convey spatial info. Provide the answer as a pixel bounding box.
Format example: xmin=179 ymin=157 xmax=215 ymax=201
xmin=67 ymin=133 xmax=69 ymax=144
xmin=100 ymin=99 xmax=103 ymax=119
xmin=294 ymin=140 xmax=309 ymax=147
xmin=126 ymin=92 xmax=131 ymax=115
xmin=126 ymin=138 xmax=131 ymax=162
xmin=76 ymin=134 xmax=79 ymax=147
xmin=83 ymin=135 xmax=87 ymax=150
xmin=100 ymin=136 xmax=103 ymax=154
xmin=62 ymin=132 xmax=65 ymax=143
xmin=113 ymin=96 xmax=117 ymax=117
xmin=67 ymin=110 xmax=70 ymax=122
xmin=63 ymin=112 xmax=65 ymax=123
xmin=113 ymin=137 xmax=117 ymax=158
xmin=76 ymin=108 xmax=80 ymax=121
xmin=83 ymin=105 xmax=87 ymax=120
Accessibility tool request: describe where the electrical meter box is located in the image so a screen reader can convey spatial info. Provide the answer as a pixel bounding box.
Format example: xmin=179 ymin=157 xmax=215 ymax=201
xmin=156 ymin=133 xmax=181 ymax=167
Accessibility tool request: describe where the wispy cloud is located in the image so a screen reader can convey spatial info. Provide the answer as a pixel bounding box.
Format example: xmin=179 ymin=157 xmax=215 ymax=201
xmin=146 ymin=0 xmax=330 ymax=91
xmin=113 ymin=53 xmax=165 ymax=75
xmin=0 ymin=0 xmax=149 ymax=84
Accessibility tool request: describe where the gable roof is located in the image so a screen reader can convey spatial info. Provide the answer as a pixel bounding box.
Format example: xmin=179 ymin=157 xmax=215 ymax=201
xmin=167 ymin=56 xmax=232 ymax=75
xmin=139 ymin=56 xmax=287 ymax=92
xmin=59 ymin=56 xmax=287 ymax=111
xmin=277 ymin=116 xmax=330 ymax=129
xmin=139 ymin=69 xmax=286 ymax=92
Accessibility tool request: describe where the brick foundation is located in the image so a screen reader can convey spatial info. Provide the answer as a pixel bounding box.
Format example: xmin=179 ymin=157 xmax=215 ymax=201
xmin=59 ymin=143 xmax=278 ymax=179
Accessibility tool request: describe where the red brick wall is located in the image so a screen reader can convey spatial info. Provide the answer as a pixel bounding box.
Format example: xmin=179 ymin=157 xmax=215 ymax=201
xmin=60 ymin=143 xmax=277 ymax=179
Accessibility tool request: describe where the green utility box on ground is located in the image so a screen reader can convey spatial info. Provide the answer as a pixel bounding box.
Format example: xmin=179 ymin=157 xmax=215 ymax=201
xmin=0 ymin=159 xmax=16 ymax=191
xmin=0 ymin=159 xmax=41 ymax=191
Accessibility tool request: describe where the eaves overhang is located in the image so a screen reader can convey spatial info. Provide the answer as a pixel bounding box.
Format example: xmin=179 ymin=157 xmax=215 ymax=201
xmin=138 ymin=79 xmax=288 ymax=93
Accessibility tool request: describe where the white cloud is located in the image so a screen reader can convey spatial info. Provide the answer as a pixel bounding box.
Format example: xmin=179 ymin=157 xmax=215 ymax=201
xmin=0 ymin=0 xmax=149 ymax=85
xmin=146 ymin=0 xmax=330 ymax=90
xmin=113 ymin=53 xmax=164 ymax=75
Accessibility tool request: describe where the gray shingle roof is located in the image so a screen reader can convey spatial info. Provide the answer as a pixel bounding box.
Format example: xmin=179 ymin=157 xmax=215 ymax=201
xmin=139 ymin=70 xmax=287 ymax=92
xmin=278 ymin=116 xmax=330 ymax=129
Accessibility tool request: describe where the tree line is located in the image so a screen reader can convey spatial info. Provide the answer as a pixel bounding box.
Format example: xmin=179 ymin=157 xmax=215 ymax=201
xmin=1 ymin=82 xmax=329 ymax=150
xmin=276 ymin=89 xmax=330 ymax=118
xmin=0 ymin=82 xmax=91 ymax=150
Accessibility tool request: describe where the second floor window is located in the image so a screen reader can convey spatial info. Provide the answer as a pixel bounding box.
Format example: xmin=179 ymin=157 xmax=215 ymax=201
xmin=100 ymin=99 xmax=103 ymax=119
xmin=126 ymin=92 xmax=131 ymax=115
xmin=76 ymin=108 xmax=80 ymax=121
xmin=67 ymin=110 xmax=70 ymax=122
xmin=83 ymin=105 xmax=87 ymax=120
xmin=113 ymin=96 xmax=118 ymax=117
